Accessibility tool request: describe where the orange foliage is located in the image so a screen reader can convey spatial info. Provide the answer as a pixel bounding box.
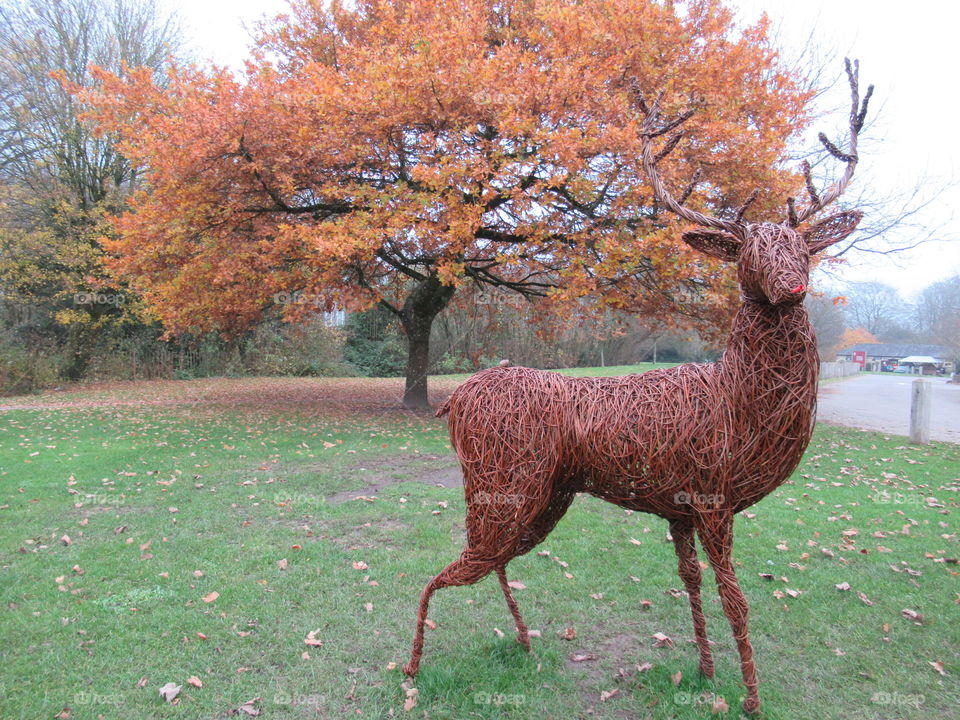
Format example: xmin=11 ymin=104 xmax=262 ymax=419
xmin=75 ymin=0 xmax=813 ymax=344
xmin=838 ymin=327 xmax=878 ymax=350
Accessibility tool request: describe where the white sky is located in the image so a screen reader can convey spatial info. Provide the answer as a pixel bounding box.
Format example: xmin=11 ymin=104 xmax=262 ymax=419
xmin=166 ymin=0 xmax=960 ymax=300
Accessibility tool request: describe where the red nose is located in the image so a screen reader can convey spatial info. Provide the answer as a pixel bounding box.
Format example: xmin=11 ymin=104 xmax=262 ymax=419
xmin=790 ymin=284 xmax=806 ymax=294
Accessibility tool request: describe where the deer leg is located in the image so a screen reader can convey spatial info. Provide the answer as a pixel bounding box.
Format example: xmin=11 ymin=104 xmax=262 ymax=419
xmin=669 ymin=519 xmax=714 ymax=678
xmin=496 ymin=566 xmax=530 ymax=650
xmin=698 ymin=515 xmax=760 ymax=714
xmin=403 ymin=553 xmax=496 ymax=677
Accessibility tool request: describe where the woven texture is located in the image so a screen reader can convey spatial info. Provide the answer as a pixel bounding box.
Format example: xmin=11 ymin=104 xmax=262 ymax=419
xmin=403 ymin=214 xmax=865 ymax=713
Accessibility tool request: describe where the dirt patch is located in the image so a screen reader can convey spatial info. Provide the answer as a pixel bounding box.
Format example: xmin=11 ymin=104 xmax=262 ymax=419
xmin=0 ymin=376 xmax=462 ymax=413
xmin=323 ymin=518 xmax=411 ymax=551
xmin=325 ymin=454 xmax=462 ymax=504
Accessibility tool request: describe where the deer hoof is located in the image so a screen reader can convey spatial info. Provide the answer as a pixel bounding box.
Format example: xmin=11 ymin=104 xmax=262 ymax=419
xmin=742 ymin=694 xmax=761 ymax=714
xmin=402 ymin=661 xmax=419 ymax=677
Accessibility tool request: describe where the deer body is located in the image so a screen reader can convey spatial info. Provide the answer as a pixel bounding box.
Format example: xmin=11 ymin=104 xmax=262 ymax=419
xmin=446 ymin=297 xmax=818 ymax=530
xmin=405 ymin=61 xmax=871 ymax=716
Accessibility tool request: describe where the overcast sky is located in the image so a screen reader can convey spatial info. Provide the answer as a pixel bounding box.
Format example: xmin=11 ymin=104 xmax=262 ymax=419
xmin=166 ymin=0 xmax=959 ymax=300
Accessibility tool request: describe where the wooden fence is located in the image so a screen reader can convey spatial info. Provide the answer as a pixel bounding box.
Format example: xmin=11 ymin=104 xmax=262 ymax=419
xmin=819 ymin=361 xmax=861 ymax=380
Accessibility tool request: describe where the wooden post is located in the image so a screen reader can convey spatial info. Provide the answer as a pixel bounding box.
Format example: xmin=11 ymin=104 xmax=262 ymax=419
xmin=909 ymin=379 xmax=931 ymax=444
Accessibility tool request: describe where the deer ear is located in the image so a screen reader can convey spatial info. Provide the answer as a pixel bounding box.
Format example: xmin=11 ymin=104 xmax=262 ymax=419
xmin=682 ymin=230 xmax=740 ymax=262
xmin=803 ymin=210 xmax=863 ymax=254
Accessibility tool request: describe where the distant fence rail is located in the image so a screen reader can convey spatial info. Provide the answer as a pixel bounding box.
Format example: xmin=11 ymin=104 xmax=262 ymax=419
xmin=820 ymin=361 xmax=860 ymax=380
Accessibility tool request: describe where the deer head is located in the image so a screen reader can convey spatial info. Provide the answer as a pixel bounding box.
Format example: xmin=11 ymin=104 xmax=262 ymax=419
xmin=640 ymin=59 xmax=872 ymax=307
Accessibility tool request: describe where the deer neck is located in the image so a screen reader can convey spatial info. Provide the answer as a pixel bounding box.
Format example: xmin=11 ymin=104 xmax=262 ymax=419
xmin=719 ymin=298 xmax=820 ymax=402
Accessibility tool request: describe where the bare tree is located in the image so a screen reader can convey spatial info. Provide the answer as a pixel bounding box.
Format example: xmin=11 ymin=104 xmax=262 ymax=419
xmin=915 ymin=275 xmax=960 ymax=360
xmin=0 ymin=0 xmax=184 ymax=213
xmin=805 ymin=292 xmax=846 ymax=359
xmin=842 ymin=281 xmax=907 ymax=338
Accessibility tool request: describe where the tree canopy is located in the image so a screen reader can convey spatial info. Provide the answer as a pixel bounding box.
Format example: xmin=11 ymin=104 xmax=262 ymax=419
xmin=80 ymin=0 xmax=814 ymax=407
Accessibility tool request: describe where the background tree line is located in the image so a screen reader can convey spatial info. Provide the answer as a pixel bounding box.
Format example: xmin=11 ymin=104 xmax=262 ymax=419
xmin=0 ymin=0 xmax=955 ymax=398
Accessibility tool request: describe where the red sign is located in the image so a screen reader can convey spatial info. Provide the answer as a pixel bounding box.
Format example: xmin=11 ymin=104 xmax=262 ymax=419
xmin=852 ymin=350 xmax=866 ymax=366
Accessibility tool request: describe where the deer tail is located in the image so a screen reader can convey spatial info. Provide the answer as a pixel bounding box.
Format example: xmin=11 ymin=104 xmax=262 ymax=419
xmin=435 ymin=397 xmax=452 ymax=418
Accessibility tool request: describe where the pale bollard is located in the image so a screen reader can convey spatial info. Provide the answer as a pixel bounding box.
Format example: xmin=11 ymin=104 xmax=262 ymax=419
xmin=909 ymin=379 xmax=931 ymax=444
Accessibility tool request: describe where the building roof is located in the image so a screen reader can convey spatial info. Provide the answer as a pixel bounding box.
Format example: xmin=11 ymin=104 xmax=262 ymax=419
xmin=837 ymin=342 xmax=951 ymax=359
xmin=899 ymin=355 xmax=940 ymax=364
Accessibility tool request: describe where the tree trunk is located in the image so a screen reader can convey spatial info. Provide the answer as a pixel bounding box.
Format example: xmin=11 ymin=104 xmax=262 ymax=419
xmin=400 ymin=275 xmax=455 ymax=409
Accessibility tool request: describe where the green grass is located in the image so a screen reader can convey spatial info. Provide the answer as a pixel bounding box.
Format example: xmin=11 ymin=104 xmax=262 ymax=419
xmin=426 ymin=362 xmax=679 ymax=384
xmin=0 ymin=380 xmax=956 ymax=719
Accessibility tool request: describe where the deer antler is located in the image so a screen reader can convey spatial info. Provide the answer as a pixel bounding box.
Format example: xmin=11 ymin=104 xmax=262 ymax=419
xmin=638 ymin=95 xmax=743 ymax=238
xmin=791 ymin=58 xmax=873 ymax=225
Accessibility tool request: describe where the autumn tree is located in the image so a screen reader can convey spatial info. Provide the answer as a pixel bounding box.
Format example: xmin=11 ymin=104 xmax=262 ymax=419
xmin=80 ymin=0 xmax=816 ymax=408
xmin=836 ymin=326 xmax=878 ymax=354
xmin=0 ymin=0 xmax=183 ymax=379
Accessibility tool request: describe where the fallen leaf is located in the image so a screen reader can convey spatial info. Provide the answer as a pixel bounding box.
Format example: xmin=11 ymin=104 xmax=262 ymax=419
xmin=238 ymin=698 xmax=261 ymax=716
xmin=711 ymin=696 xmax=729 ymax=714
xmin=636 ymin=662 xmax=653 ymax=672
xmin=835 ymin=582 xmax=851 ymax=591
xmin=652 ymin=632 xmax=673 ymax=648
xmin=600 ymin=688 xmax=619 ymax=702
xmin=562 ymin=626 xmax=577 ymax=640
xmin=352 ymin=561 xmax=368 ymax=570
xmin=278 ymin=558 xmax=288 ymax=571
xmin=570 ymin=653 xmax=597 ymax=662
xmin=507 ymin=580 xmax=526 ymax=590
xmin=424 ymin=618 xmax=437 ymax=630
xmin=857 ymin=592 xmax=874 ymax=606
xmin=60 ymin=534 xmax=71 ymax=546
xmin=671 ymin=670 xmax=682 ymax=686
xmin=304 ymin=629 xmax=323 ymax=646
xmin=901 ymin=609 xmax=924 ymax=623
xmin=929 ymin=660 xmax=947 ymax=676
xmin=159 ymin=682 xmax=181 ymax=702
xmin=187 ymin=676 xmax=203 ymax=688
xmin=135 ymin=677 xmax=148 ymax=688
xmin=201 ymin=591 xmax=219 ymax=604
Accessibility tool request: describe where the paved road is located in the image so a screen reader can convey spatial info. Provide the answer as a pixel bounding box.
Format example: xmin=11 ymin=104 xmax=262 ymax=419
xmin=817 ymin=374 xmax=960 ymax=443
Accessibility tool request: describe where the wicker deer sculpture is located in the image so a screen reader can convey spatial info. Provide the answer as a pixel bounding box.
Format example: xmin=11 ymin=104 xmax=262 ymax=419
xmin=404 ymin=61 xmax=872 ymax=714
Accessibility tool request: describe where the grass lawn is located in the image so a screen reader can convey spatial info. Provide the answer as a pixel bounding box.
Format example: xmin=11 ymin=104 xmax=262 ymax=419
xmin=0 ymin=373 xmax=956 ymax=719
